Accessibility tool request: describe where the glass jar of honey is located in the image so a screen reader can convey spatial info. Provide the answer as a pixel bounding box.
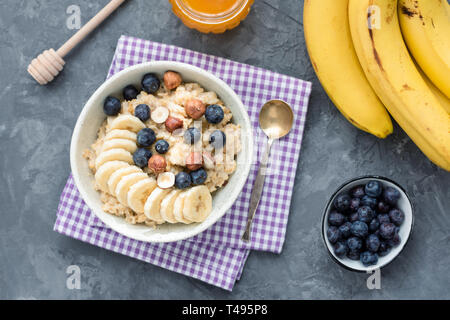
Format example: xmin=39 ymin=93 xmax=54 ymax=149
xmin=169 ymin=0 xmax=255 ymax=34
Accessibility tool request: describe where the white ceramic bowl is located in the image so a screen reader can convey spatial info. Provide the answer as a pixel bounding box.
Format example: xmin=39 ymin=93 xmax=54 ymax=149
xmin=322 ymin=176 xmax=414 ymax=272
xmin=70 ymin=61 xmax=253 ymax=243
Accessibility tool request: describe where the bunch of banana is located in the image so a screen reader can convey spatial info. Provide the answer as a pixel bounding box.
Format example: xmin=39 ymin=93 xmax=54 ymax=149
xmin=93 ymin=114 xmax=213 ymax=224
xmin=304 ymin=0 xmax=450 ymax=171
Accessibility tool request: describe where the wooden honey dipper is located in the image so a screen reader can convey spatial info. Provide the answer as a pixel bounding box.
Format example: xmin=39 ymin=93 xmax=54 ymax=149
xmin=28 ymin=0 xmax=126 ymax=85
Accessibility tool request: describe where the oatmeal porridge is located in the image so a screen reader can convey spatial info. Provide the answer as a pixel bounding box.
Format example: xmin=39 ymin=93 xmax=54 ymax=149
xmin=83 ymin=71 xmax=241 ymax=226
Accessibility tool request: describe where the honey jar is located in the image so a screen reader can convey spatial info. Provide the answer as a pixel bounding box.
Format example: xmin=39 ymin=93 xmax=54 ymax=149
xmin=169 ymin=0 xmax=255 ymax=34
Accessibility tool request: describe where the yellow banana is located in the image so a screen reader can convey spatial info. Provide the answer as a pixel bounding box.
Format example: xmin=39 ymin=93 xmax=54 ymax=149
xmin=398 ymin=0 xmax=450 ymax=99
xmin=417 ymin=63 xmax=450 ymax=115
xmin=348 ymin=0 xmax=450 ymax=171
xmin=303 ymin=0 xmax=393 ymax=138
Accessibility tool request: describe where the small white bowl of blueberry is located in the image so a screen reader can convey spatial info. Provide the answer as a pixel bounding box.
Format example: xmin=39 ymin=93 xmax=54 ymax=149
xmin=322 ymin=176 xmax=414 ymax=272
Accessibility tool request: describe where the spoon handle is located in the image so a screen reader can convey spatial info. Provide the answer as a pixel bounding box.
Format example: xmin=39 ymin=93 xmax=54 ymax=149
xmin=242 ymin=138 xmax=274 ymax=242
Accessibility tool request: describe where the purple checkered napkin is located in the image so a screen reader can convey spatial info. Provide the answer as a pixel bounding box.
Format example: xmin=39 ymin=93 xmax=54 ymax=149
xmin=55 ymin=176 xmax=248 ymax=290
xmin=54 ymin=35 xmax=311 ymax=291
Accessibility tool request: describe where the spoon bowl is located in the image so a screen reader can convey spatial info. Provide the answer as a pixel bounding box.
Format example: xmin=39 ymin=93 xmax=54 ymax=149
xmin=259 ymin=100 xmax=294 ymax=139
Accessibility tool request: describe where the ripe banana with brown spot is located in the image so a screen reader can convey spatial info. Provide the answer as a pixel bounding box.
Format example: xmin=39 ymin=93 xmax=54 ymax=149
xmin=349 ymin=0 xmax=450 ymax=171
xmin=398 ymin=0 xmax=450 ymax=99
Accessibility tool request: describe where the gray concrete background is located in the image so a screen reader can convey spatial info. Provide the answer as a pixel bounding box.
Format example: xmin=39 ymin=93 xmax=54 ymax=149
xmin=0 ymin=0 xmax=449 ymax=299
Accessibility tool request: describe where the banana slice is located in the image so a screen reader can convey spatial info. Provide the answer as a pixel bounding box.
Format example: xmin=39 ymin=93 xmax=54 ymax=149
xmin=160 ymin=189 xmax=182 ymax=223
xmin=101 ymin=139 xmax=137 ymax=154
xmin=109 ymin=115 xmax=145 ymax=132
xmin=107 ymin=166 xmax=142 ymax=195
xmin=157 ymin=172 xmax=175 ymax=189
xmin=115 ymin=172 xmax=149 ymax=205
xmin=173 ymin=191 xmax=193 ymax=224
xmin=105 ymin=129 xmax=137 ymax=142
xmin=95 ymin=148 xmax=133 ymax=169
xmin=127 ymin=178 xmax=158 ymax=214
xmin=94 ymin=161 xmax=130 ymax=192
xmin=182 ymin=186 xmax=212 ymax=222
xmin=143 ymin=187 xmax=171 ymax=223
xmin=151 ymin=107 xmax=169 ymax=124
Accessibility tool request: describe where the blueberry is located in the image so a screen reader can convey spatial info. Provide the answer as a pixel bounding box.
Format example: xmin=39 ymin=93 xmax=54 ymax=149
xmin=349 ymin=198 xmax=361 ymax=212
xmin=357 ymin=206 xmax=375 ymax=224
xmin=361 ymin=195 xmax=377 ymax=209
xmin=123 ymin=84 xmax=139 ymax=101
xmin=175 ymin=172 xmax=192 ymax=189
xmin=347 ymin=250 xmax=361 ymax=260
xmin=141 ymin=73 xmax=160 ymax=94
xmin=351 ymin=221 xmax=369 ymax=238
xmin=339 ymin=222 xmax=352 ymax=239
xmin=360 ymin=251 xmax=378 ymax=266
xmin=350 ymin=185 xmax=365 ymax=198
xmin=378 ymin=241 xmax=391 ymax=256
xmin=328 ymin=211 xmax=346 ymax=226
xmin=369 ymin=218 xmax=380 ymax=232
xmin=155 ymin=140 xmax=169 ymax=154
xmin=137 ymin=128 xmax=156 ymax=147
xmin=347 ymin=236 xmax=363 ymax=252
xmin=387 ymin=233 xmax=401 ymax=247
xmin=384 ymin=240 xmax=393 ymax=249
xmin=373 ymin=229 xmax=381 ymax=237
xmin=379 ymin=222 xmax=396 ymax=240
xmin=103 ymin=96 xmax=121 ymax=116
xmin=184 ymin=127 xmax=201 ymax=145
xmin=333 ymin=241 xmax=348 ymax=258
xmin=388 ymin=208 xmax=405 ymax=226
xmin=383 ymin=187 xmax=401 ymax=205
xmin=377 ymin=201 xmax=390 ymax=213
xmin=377 ymin=213 xmax=390 ymax=224
xmin=205 ymin=104 xmax=224 ymax=124
xmin=134 ymin=104 xmax=150 ymax=122
xmin=190 ymin=168 xmax=207 ymax=185
xmin=209 ymin=130 xmax=226 ymax=149
xmin=333 ymin=193 xmax=351 ymax=212
xmin=133 ymin=148 xmax=152 ymax=168
xmin=349 ymin=212 xmax=359 ymax=223
xmin=366 ymin=234 xmax=381 ymax=253
xmin=327 ymin=226 xmax=341 ymax=244
xmin=365 ymin=180 xmax=383 ymax=198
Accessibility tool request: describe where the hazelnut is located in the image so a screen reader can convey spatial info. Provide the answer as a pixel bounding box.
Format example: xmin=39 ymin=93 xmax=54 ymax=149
xmin=165 ymin=116 xmax=183 ymax=133
xmin=148 ymin=155 xmax=166 ymax=174
xmin=184 ymin=99 xmax=206 ymax=119
xmin=163 ymin=71 xmax=182 ymax=90
xmin=185 ymin=152 xmax=203 ymax=171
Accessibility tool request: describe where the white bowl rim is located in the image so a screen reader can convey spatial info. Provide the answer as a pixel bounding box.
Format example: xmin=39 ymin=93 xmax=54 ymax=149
xmin=321 ymin=175 xmax=415 ymax=272
xmin=70 ymin=61 xmax=254 ymax=243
